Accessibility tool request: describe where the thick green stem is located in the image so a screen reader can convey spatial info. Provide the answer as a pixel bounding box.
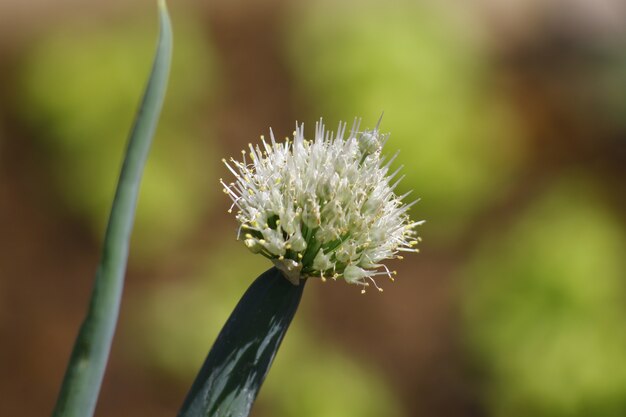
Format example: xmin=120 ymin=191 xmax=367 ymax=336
xmin=50 ymin=3 xmax=172 ymax=417
xmin=178 ymin=267 xmax=305 ymax=417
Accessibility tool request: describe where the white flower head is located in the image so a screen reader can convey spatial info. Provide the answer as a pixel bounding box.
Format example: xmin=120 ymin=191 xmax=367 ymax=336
xmin=221 ymin=118 xmax=423 ymax=293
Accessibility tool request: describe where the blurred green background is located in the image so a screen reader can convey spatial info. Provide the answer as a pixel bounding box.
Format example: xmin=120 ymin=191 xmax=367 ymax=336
xmin=1 ymin=1 xmax=625 ymax=417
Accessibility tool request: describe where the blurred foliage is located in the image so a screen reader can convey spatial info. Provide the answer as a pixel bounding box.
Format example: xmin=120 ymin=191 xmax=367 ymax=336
xmin=461 ymin=177 xmax=626 ymax=417
xmin=130 ymin=240 xmax=403 ymax=417
xmin=3 ymin=2 xmax=624 ymax=417
xmin=265 ymin=339 xmax=402 ymax=417
xmin=593 ymin=47 xmax=626 ymax=130
xmin=17 ymin=12 xmax=217 ymax=259
xmin=286 ymin=0 xmax=525 ymax=243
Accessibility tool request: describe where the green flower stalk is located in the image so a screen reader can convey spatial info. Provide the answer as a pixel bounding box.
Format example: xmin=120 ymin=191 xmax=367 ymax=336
xmin=179 ymin=118 xmax=422 ymax=417
xmin=221 ymin=118 xmax=423 ymax=291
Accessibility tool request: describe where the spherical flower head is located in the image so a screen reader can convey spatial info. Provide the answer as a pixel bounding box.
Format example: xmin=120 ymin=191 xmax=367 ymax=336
xmin=221 ymin=118 xmax=423 ymax=292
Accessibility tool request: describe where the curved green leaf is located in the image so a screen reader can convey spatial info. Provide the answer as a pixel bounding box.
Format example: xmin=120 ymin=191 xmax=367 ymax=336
xmin=178 ymin=267 xmax=306 ymax=417
xmin=50 ymin=2 xmax=172 ymax=417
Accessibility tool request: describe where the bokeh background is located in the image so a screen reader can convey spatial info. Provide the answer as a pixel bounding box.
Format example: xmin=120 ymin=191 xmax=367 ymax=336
xmin=1 ymin=0 xmax=625 ymax=416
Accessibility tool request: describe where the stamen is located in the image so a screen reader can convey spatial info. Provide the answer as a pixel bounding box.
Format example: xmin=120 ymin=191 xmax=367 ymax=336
xmin=221 ymin=118 xmax=421 ymax=290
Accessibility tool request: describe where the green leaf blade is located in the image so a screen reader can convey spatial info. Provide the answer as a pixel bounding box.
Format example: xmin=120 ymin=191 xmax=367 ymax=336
xmin=178 ymin=267 xmax=305 ymax=417
xmin=50 ymin=3 xmax=172 ymax=417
